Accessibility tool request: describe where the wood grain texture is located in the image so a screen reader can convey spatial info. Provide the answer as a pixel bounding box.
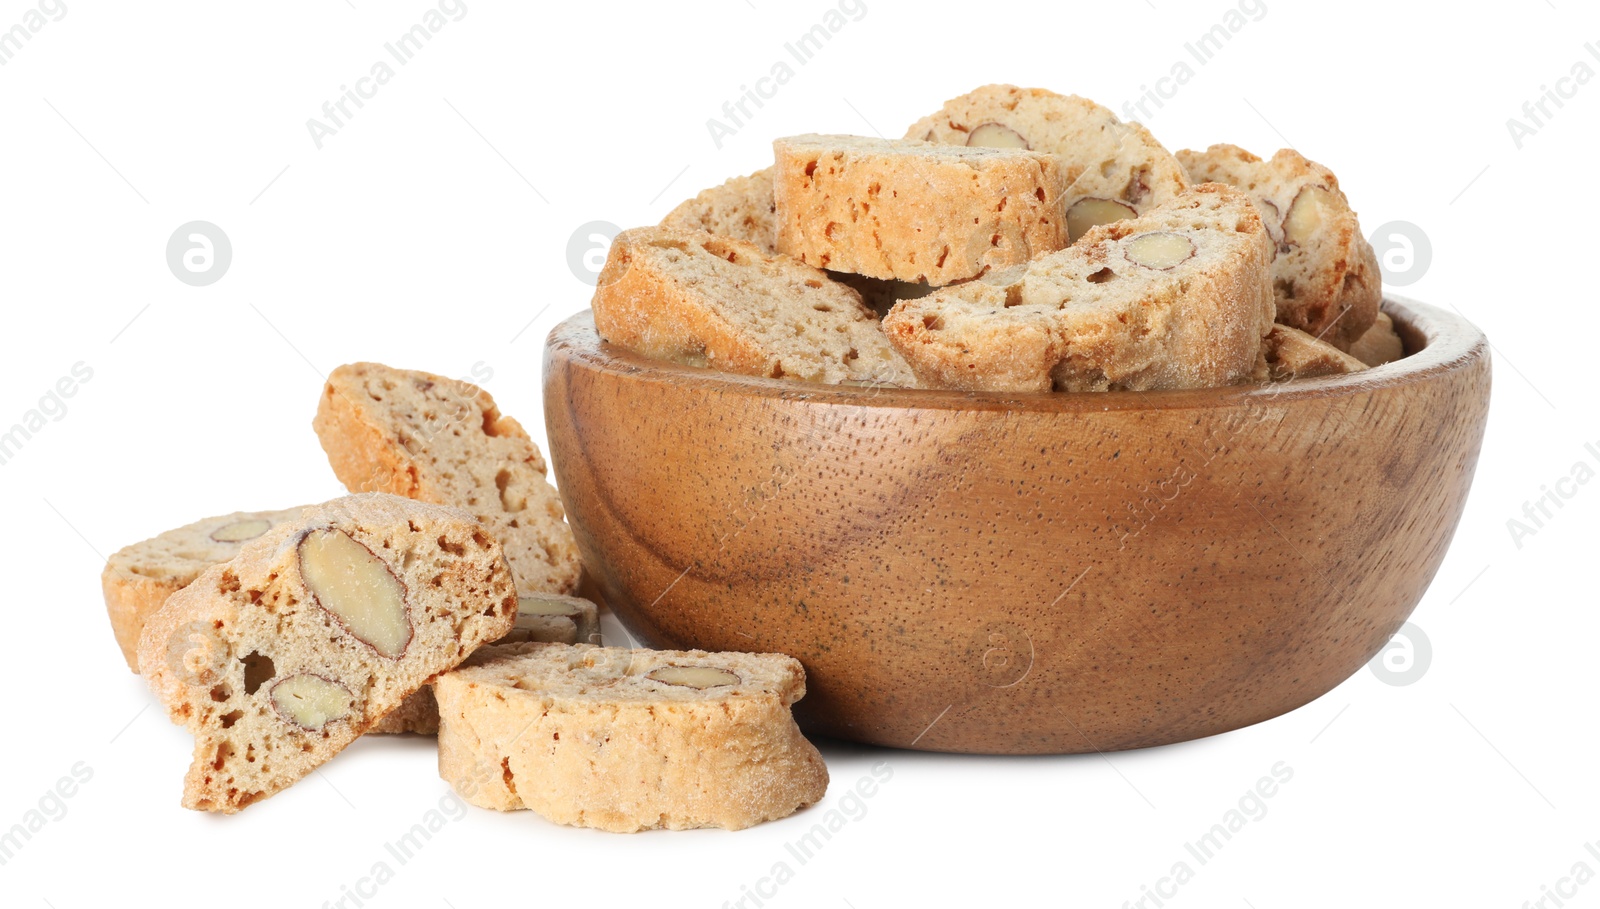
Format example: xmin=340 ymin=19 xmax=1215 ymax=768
xmin=543 ymin=297 xmax=1490 ymax=754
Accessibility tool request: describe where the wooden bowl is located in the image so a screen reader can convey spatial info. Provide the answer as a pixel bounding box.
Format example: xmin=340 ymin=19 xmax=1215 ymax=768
xmin=543 ymin=297 xmax=1490 ymax=754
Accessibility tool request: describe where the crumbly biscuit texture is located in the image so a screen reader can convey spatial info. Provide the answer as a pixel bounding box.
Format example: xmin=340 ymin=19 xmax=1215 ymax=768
xmin=661 ymin=167 xmax=778 ymax=253
xmin=773 ymin=133 xmax=1068 ymax=284
xmin=313 ymin=362 xmax=581 ymax=597
xmin=906 ymin=84 xmax=1190 ymax=242
xmin=883 ymin=183 xmax=1275 ymax=392
xmin=103 ymin=506 xmax=307 ymax=672
xmin=436 ymin=642 xmax=829 ymax=832
xmin=137 ymin=494 xmax=517 ymax=812
xmin=592 ymin=225 xmax=915 ymax=386
xmin=1176 ymin=144 xmax=1380 ymax=349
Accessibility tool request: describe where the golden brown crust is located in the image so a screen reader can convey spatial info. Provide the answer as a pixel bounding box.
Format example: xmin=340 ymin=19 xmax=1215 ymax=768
xmin=102 ymin=507 xmax=309 ymax=672
xmin=592 ymin=226 xmax=915 ymax=386
xmin=313 ymin=363 xmax=582 ymax=597
xmin=313 ymin=388 xmax=420 ymax=499
xmin=105 ymin=573 xmax=182 ymax=672
xmin=661 ymin=167 xmax=777 ymax=252
xmin=773 ymin=134 xmax=1068 ymax=284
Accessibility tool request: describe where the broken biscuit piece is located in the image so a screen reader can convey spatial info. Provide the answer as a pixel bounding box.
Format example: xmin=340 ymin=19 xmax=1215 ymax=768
xmin=138 ymin=494 xmax=517 ymax=812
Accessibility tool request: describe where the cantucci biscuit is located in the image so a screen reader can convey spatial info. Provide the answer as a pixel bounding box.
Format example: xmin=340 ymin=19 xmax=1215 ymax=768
xmin=436 ymin=642 xmax=829 ymax=832
xmin=772 ymin=133 xmax=1068 ymax=284
xmin=1176 ymin=144 xmax=1380 ymax=350
xmin=313 ymin=363 xmax=581 ymax=597
xmin=102 ymin=505 xmax=589 ymax=736
xmin=137 ymin=494 xmax=517 ymax=812
xmin=592 ymin=226 xmax=914 ymax=386
xmin=661 ymin=167 xmax=777 ymax=252
xmin=882 ymin=183 xmax=1274 ymax=392
xmin=906 ymin=84 xmax=1190 ymax=242
xmin=103 ymin=506 xmax=307 ymax=672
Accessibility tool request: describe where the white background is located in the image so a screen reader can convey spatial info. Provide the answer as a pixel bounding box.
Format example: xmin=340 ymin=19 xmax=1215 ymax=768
xmin=1 ymin=1 xmax=1595 ymax=906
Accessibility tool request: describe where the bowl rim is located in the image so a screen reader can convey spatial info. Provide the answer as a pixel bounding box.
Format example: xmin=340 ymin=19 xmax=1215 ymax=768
xmin=547 ymin=294 xmax=1488 ymax=414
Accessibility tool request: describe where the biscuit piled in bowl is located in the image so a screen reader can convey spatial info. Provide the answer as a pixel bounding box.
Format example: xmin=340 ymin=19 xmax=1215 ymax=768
xmin=555 ymin=83 xmax=1490 ymax=756
xmin=609 ymin=83 xmax=1403 ymax=391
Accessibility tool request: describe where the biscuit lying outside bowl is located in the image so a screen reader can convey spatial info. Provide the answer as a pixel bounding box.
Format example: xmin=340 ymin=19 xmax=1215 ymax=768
xmin=543 ymin=297 xmax=1489 ymax=755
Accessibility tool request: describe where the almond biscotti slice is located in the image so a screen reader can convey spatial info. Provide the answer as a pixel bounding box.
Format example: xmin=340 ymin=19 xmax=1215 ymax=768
xmin=592 ymin=225 xmax=915 ymax=386
xmin=313 ymin=363 xmax=581 ymax=597
xmin=102 ymin=501 xmax=545 ymax=736
xmin=137 ymin=494 xmax=517 ymax=812
xmin=1259 ymin=324 xmax=1368 ymax=381
xmin=1349 ymin=310 xmax=1406 ymax=366
xmin=883 ymin=183 xmax=1275 ymax=392
xmin=1176 ymin=144 xmax=1380 ymax=350
xmin=103 ymin=506 xmax=307 ymax=672
xmin=436 ymin=642 xmax=828 ymax=832
xmin=661 ymin=167 xmax=777 ymax=253
xmin=906 ymin=84 xmax=1191 ymax=242
xmin=367 ymin=593 xmax=602 ymax=736
xmin=773 ymin=134 xmax=1068 ymax=284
